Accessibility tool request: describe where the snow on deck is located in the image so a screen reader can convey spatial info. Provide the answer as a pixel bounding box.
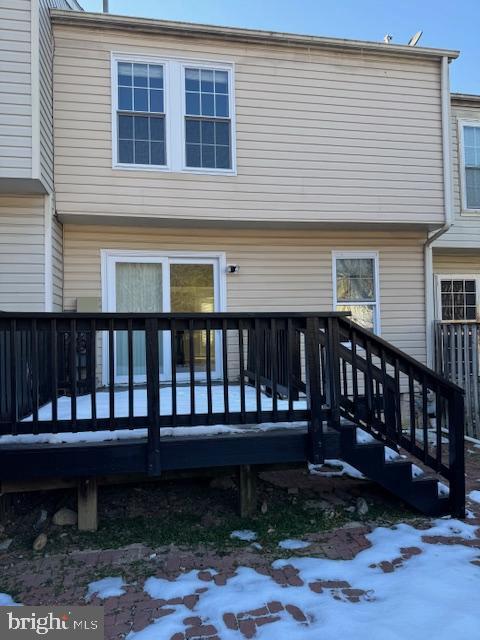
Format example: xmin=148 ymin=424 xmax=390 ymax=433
xmin=23 ymin=384 xmax=306 ymax=422
xmin=0 ymin=385 xmax=308 ymax=445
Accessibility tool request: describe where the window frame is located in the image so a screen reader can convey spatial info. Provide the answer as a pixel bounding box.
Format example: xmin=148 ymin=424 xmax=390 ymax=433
xmin=435 ymin=274 xmax=480 ymax=323
xmin=458 ymin=119 xmax=480 ymax=214
xmin=332 ymin=251 xmax=381 ymax=334
xmin=111 ymin=53 xmax=236 ymax=175
xmin=180 ymin=61 xmax=236 ymax=174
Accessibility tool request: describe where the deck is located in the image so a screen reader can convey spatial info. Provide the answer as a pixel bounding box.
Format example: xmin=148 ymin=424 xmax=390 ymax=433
xmin=0 ymin=311 xmax=466 ymax=526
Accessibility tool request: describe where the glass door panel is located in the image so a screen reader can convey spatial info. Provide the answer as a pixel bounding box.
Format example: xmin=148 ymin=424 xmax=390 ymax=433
xmin=170 ymin=263 xmax=216 ymax=374
xmin=115 ymin=262 xmax=164 ymax=379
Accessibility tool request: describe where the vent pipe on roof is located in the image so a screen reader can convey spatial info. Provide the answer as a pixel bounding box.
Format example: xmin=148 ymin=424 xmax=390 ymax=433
xmin=103 ymin=0 xmax=109 ymax=12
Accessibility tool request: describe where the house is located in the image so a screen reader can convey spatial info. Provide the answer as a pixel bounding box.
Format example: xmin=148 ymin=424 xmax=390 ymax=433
xmin=431 ymin=93 xmax=480 ymax=436
xmin=0 ymin=3 xmax=466 ymax=527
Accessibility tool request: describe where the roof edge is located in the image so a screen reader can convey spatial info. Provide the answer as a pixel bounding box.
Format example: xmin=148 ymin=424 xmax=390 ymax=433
xmin=50 ymin=9 xmax=459 ymax=60
xmin=451 ymin=92 xmax=480 ymax=104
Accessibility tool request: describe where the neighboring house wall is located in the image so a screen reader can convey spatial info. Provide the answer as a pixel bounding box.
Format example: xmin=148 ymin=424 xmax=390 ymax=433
xmin=0 ymin=195 xmax=45 ymax=311
xmin=434 ymin=97 xmax=480 ymax=248
xmin=433 ymin=252 xmax=480 ymax=273
xmin=0 ymin=0 xmax=32 ymax=180
xmin=62 ymin=225 xmax=428 ymax=363
xmin=52 ymin=19 xmax=447 ymax=227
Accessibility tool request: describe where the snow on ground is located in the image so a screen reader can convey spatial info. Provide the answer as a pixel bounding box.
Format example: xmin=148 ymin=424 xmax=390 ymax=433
xmin=278 ymin=539 xmax=311 ymax=550
xmin=230 ymin=530 xmax=257 ymax=542
xmin=85 ymin=577 xmax=126 ymax=601
xmin=0 ymin=593 xmax=19 ymax=606
xmin=127 ymin=518 xmax=480 ymax=640
xmin=309 ymin=459 xmax=365 ymax=480
xmin=468 ymin=490 xmax=480 ymax=504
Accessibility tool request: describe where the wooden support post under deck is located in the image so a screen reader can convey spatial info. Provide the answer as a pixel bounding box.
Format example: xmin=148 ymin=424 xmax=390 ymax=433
xmin=77 ymin=478 xmax=98 ymax=532
xmin=238 ymin=465 xmax=257 ymax=518
xmin=0 ymin=493 xmax=12 ymax=523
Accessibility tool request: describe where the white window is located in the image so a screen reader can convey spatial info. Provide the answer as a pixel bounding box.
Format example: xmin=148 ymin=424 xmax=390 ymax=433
xmin=333 ymin=252 xmax=380 ymax=332
xmin=436 ymin=276 xmax=479 ymax=322
xmin=460 ymin=121 xmax=480 ymax=212
xmin=116 ymin=62 xmax=166 ymax=167
xmin=184 ymin=67 xmax=232 ymax=170
xmin=112 ymin=55 xmax=235 ymax=174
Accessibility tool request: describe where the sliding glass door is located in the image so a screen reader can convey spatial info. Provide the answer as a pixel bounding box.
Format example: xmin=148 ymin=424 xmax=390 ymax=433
xmin=104 ymin=253 xmax=223 ymax=383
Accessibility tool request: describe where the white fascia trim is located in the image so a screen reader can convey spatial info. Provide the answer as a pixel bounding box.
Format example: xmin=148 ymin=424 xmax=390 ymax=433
xmin=31 ymin=0 xmax=41 ymax=180
xmin=458 ymin=118 xmax=480 ymax=215
xmin=331 ymin=250 xmax=381 ymax=334
xmin=110 ymin=52 xmax=236 ymax=175
xmin=44 ymin=194 xmax=53 ymax=311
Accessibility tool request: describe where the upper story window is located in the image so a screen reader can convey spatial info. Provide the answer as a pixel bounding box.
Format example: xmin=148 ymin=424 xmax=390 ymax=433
xmin=112 ymin=56 xmax=235 ymax=174
xmin=333 ymin=252 xmax=380 ymax=332
xmin=461 ymin=123 xmax=480 ymax=211
xmin=117 ymin=62 xmax=166 ymax=166
xmin=184 ymin=68 xmax=231 ymax=169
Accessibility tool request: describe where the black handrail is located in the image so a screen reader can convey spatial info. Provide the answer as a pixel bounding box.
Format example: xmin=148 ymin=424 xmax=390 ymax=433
xmin=335 ymin=317 xmax=465 ymax=517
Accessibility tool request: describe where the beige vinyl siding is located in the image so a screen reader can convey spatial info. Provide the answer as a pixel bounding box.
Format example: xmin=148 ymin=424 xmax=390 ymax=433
xmin=52 ymin=214 xmax=63 ymax=310
xmin=0 ymin=195 xmax=45 ymax=310
xmin=434 ymin=101 xmax=480 ymax=248
xmin=63 ymin=225 xmax=427 ymax=363
xmin=53 ymin=25 xmax=445 ymax=227
xmin=38 ymin=0 xmax=54 ymax=192
xmin=0 ymin=0 xmax=32 ymax=179
xmin=433 ymin=251 xmax=480 ymax=274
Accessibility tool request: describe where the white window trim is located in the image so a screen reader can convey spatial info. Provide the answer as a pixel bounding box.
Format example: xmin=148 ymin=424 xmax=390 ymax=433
xmin=458 ymin=119 xmax=480 ymax=215
xmin=435 ymin=274 xmax=480 ymax=322
xmin=101 ymin=249 xmax=227 ymax=385
xmin=111 ymin=53 xmax=236 ymax=175
xmin=332 ymin=251 xmax=381 ymax=334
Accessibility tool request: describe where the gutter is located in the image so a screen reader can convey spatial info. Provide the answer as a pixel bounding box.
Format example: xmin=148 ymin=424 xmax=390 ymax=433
xmin=50 ymin=9 xmax=459 ymax=61
xmin=424 ymin=55 xmax=454 ymax=368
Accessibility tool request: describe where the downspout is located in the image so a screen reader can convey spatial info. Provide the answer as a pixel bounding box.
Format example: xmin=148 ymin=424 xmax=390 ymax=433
xmin=424 ymin=55 xmax=454 ymax=368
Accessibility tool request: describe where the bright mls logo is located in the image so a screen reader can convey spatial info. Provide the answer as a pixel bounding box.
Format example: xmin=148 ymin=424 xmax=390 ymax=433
xmin=0 ymin=607 xmax=104 ymax=639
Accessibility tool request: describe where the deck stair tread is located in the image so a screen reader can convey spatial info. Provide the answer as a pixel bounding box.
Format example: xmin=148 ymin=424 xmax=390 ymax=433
xmin=335 ymin=421 xmax=451 ymax=517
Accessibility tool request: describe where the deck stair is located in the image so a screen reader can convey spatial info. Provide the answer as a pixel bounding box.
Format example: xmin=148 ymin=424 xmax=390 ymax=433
xmin=336 ymin=421 xmax=450 ymax=516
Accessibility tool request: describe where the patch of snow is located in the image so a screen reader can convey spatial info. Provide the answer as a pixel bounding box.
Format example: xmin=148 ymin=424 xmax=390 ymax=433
xmin=0 ymin=593 xmax=20 ymax=606
xmin=384 ymin=446 xmax=400 ymax=462
xmin=278 ymin=539 xmax=311 ymax=550
xmin=85 ymin=577 xmax=126 ymax=601
xmin=309 ymin=459 xmax=365 ymax=480
xmin=251 ymin=542 xmax=263 ymax=550
xmin=0 ymin=421 xmax=308 ymax=446
xmin=130 ymin=517 xmax=480 ymax=640
xmin=411 ymin=464 xmax=424 ymax=479
xmin=20 ymin=385 xmax=306 ymax=424
xmin=468 ymin=490 xmax=480 ymax=504
xmin=437 ymin=482 xmax=450 ymax=498
xmin=465 ymin=509 xmax=475 ymax=520
xmin=4 ymin=383 xmax=309 ymax=444
xmin=144 ymin=571 xmax=206 ymax=600
xmin=356 ymin=428 xmax=376 ymax=445
xmin=230 ymin=530 xmax=257 ymax=542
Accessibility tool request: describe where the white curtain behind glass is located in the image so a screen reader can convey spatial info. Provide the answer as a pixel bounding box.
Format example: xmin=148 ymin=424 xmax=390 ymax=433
xmin=115 ymin=263 xmax=164 ymax=376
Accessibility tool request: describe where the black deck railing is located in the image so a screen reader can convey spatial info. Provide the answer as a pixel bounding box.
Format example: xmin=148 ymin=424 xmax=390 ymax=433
xmin=0 ymin=311 xmax=465 ymax=515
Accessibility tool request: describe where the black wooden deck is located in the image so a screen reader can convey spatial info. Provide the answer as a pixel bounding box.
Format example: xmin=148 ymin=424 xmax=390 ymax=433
xmin=0 ymin=311 xmax=466 ymax=517
xmin=0 ymin=426 xmax=341 ymax=481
